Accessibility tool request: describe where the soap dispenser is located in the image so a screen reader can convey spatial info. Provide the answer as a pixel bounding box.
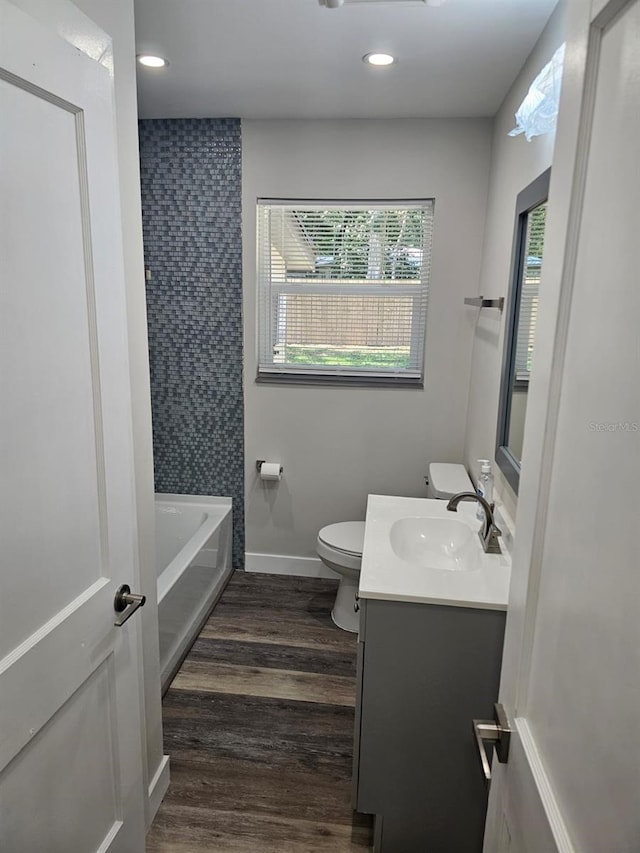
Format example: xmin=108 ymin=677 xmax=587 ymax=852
xmin=476 ymin=459 xmax=494 ymax=520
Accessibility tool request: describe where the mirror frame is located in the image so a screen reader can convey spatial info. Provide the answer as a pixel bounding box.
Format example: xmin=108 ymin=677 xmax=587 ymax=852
xmin=495 ymin=167 xmax=551 ymax=495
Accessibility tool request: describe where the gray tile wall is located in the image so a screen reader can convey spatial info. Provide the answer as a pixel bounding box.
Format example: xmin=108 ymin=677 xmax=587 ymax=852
xmin=139 ymin=118 xmax=244 ymax=568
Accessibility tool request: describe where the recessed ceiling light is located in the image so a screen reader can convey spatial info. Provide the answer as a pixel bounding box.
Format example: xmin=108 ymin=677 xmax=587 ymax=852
xmin=137 ymin=54 xmax=169 ymax=69
xmin=363 ymin=53 xmax=396 ymax=67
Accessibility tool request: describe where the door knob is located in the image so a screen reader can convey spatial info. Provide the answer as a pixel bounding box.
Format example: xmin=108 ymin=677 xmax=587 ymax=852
xmin=472 ymin=703 xmax=511 ymax=782
xmin=113 ymin=584 xmax=146 ymax=627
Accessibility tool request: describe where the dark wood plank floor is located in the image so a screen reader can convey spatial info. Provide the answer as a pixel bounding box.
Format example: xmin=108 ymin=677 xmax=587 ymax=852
xmin=146 ymin=571 xmax=373 ymax=852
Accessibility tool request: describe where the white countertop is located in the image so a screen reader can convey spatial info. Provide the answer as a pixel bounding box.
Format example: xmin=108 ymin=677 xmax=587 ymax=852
xmin=360 ymin=495 xmax=511 ymax=611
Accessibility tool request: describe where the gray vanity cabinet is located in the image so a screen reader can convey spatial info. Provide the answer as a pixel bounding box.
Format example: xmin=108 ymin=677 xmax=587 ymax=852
xmin=353 ymin=596 xmax=506 ymax=852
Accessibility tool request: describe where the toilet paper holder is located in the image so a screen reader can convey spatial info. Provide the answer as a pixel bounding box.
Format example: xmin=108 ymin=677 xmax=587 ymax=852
xmin=256 ymin=459 xmax=283 ymax=476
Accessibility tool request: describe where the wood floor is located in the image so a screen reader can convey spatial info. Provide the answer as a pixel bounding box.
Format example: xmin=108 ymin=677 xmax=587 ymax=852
xmin=146 ymin=571 xmax=373 ymax=852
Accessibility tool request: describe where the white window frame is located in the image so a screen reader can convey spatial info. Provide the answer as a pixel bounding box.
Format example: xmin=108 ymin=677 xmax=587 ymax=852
xmin=256 ymin=199 xmax=434 ymax=387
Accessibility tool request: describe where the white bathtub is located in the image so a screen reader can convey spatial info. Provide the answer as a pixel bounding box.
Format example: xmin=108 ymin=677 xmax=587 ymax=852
xmin=155 ymin=493 xmax=233 ymax=692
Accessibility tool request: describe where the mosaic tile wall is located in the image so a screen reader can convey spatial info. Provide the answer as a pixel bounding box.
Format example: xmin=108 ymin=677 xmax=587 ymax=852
xmin=139 ymin=118 xmax=244 ymax=568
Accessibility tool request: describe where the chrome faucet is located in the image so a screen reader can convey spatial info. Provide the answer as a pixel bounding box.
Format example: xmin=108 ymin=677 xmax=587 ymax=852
xmin=446 ymin=492 xmax=502 ymax=555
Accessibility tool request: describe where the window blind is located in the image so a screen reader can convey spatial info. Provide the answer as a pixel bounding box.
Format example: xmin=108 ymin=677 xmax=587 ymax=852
xmin=257 ymin=200 xmax=434 ymax=383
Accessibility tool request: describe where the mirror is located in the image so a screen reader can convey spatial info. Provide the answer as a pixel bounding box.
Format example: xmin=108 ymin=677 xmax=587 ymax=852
xmin=496 ymin=167 xmax=551 ymax=494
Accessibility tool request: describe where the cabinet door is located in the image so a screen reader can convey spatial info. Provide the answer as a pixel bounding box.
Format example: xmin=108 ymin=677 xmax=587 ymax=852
xmin=356 ymin=599 xmax=505 ymax=852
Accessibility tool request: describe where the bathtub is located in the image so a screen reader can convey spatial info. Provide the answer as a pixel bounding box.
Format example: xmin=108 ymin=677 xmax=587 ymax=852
xmin=155 ymin=494 xmax=233 ymax=692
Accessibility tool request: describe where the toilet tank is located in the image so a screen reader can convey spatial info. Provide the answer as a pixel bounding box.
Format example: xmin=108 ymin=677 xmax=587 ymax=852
xmin=426 ymin=462 xmax=473 ymax=500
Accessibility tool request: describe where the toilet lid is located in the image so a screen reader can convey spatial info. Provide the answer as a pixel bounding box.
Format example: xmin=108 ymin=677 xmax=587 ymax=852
xmin=318 ymin=521 xmax=365 ymax=556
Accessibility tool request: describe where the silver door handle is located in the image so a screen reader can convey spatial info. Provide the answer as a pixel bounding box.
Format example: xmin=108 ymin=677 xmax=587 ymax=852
xmin=472 ymin=703 xmax=511 ymax=781
xmin=114 ymin=584 xmax=146 ymax=627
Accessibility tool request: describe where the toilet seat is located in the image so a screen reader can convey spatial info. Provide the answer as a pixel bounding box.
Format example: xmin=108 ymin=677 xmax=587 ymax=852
xmin=317 ymin=521 xmax=365 ymax=572
xmin=318 ymin=521 xmax=364 ymax=555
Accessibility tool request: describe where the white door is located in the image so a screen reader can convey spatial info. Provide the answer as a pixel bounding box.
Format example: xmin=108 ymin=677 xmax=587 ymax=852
xmin=0 ymin=2 xmax=146 ymax=850
xmin=484 ymin=0 xmax=640 ymax=850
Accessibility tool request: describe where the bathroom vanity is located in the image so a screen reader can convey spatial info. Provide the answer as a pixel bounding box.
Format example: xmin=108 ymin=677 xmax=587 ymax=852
xmin=353 ymin=495 xmax=511 ymax=852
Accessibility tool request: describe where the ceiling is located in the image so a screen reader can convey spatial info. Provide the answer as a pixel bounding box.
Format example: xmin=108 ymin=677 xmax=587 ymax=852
xmin=134 ymin=0 xmax=558 ymax=120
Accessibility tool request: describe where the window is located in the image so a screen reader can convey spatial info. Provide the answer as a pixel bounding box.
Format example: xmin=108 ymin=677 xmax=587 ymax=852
xmin=256 ymin=200 xmax=434 ymax=385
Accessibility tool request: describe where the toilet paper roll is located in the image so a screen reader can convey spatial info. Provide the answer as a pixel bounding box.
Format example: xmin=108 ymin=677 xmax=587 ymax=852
xmin=260 ymin=462 xmax=283 ymax=481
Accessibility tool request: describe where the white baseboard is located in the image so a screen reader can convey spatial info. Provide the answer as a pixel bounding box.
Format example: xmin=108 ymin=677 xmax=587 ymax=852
xmin=146 ymin=754 xmax=170 ymax=830
xmin=245 ymin=552 xmax=339 ymax=579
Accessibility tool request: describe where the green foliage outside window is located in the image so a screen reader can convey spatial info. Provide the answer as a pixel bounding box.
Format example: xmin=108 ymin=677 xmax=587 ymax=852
xmin=292 ymin=208 xmax=424 ymax=281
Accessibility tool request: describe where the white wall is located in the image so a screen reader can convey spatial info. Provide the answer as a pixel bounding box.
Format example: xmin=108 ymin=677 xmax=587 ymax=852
xmin=243 ymin=119 xmax=492 ymax=559
xmin=463 ymin=2 xmax=567 ymax=523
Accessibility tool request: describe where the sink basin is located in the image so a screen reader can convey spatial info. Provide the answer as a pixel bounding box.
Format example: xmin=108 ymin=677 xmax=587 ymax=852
xmin=389 ymin=516 xmax=481 ymax=572
xmin=360 ymin=495 xmax=511 ymax=608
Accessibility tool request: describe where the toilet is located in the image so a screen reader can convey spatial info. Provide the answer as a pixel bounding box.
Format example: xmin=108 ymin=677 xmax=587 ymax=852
xmin=317 ymin=463 xmax=474 ymax=633
xmin=317 ymin=521 xmax=365 ymax=633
